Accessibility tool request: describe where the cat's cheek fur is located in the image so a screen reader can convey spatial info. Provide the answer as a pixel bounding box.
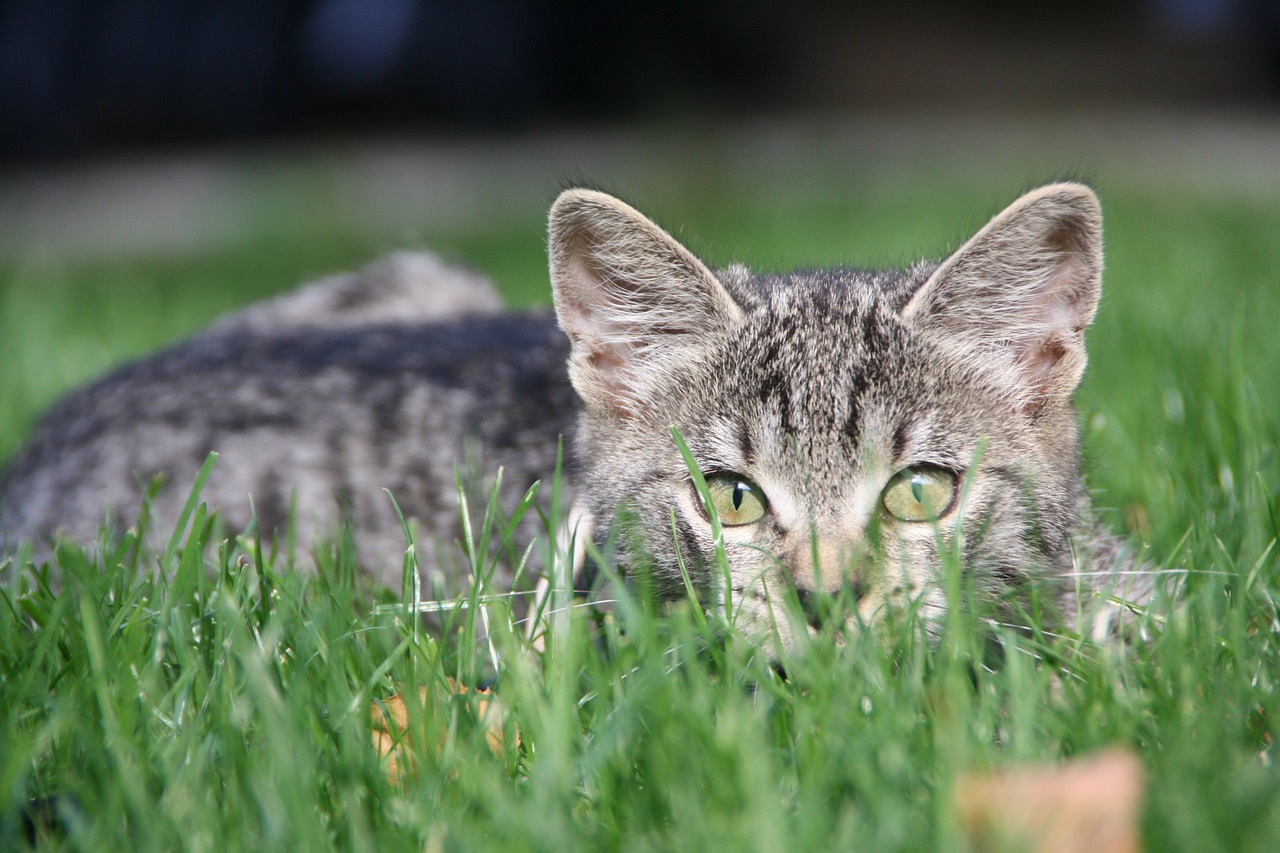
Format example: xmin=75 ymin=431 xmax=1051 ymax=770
xmin=648 ymin=483 xmax=808 ymax=653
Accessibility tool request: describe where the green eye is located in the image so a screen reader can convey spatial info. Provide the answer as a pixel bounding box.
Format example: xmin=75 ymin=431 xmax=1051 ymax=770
xmin=881 ymin=465 xmax=958 ymax=522
xmin=704 ymin=474 xmax=769 ymax=526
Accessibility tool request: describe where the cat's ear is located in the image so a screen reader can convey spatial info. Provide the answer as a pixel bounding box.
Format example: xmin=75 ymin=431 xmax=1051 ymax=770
xmin=902 ymin=183 xmax=1103 ymax=413
xmin=549 ymin=189 xmax=745 ymax=418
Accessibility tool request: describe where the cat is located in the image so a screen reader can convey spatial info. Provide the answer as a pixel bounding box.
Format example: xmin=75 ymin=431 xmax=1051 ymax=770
xmin=0 ymin=183 xmax=1149 ymax=652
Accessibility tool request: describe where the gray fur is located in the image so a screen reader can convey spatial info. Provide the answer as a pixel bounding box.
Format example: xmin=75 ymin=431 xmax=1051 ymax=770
xmin=203 ymin=251 xmax=505 ymax=336
xmin=0 ymin=255 xmax=568 ymax=603
xmin=0 ymin=187 xmax=1146 ymax=650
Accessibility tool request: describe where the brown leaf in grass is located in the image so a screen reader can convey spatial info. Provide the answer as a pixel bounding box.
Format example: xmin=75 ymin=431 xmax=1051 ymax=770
xmin=956 ymin=748 xmax=1144 ymax=853
xmin=371 ymin=678 xmax=510 ymax=784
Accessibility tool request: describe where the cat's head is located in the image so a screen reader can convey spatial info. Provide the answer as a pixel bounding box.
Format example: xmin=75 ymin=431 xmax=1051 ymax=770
xmin=548 ymin=184 xmax=1103 ymax=656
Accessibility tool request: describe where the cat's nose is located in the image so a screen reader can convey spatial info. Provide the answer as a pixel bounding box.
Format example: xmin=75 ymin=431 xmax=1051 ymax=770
xmin=795 ymin=577 xmax=866 ymax=630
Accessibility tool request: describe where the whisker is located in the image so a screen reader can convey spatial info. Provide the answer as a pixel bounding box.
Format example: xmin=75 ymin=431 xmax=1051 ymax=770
xmin=987 ymin=620 xmax=1074 ymax=641
xmin=372 ymin=586 xmax=608 ymax=617
xmin=1063 ymin=568 xmax=1208 ymax=577
xmin=373 ymin=592 xmax=528 ymax=615
xmin=514 ymin=599 xmax=620 ymax=628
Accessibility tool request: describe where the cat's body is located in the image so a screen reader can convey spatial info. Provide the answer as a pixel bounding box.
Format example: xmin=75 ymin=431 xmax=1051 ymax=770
xmin=0 ymin=312 xmax=578 ymax=592
xmin=0 ymin=185 xmax=1148 ymax=651
xmin=0 ymin=251 xmax=573 ymax=600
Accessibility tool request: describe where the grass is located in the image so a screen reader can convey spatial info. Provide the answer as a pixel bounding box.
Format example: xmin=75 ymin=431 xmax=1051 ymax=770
xmin=2 ymin=153 xmax=1280 ymax=850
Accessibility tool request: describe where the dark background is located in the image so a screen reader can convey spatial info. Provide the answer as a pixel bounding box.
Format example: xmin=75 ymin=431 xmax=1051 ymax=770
xmin=1 ymin=0 xmax=1278 ymax=164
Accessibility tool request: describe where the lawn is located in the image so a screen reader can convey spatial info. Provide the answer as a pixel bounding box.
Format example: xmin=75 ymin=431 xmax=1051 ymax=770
xmin=2 ymin=122 xmax=1279 ymax=850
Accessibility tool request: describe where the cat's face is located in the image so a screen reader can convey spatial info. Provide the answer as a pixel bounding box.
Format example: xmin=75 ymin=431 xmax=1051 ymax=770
xmin=550 ymin=185 xmax=1102 ymax=656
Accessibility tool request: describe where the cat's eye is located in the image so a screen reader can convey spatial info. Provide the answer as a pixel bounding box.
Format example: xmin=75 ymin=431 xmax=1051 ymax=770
xmin=703 ymin=474 xmax=769 ymax=526
xmin=881 ymin=465 xmax=957 ymax=522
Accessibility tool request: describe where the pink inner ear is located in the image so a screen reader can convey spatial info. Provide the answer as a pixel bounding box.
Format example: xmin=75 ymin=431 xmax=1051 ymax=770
xmin=1043 ymin=254 xmax=1091 ymax=321
xmin=586 ymin=340 xmax=628 ymax=376
xmin=1017 ymin=331 xmax=1069 ymax=375
xmin=560 ymin=282 xmax=645 ymax=419
xmin=566 ymin=295 xmax=637 ymax=378
xmin=996 ymin=249 xmax=1096 ymax=412
xmin=591 ymin=350 xmax=640 ymax=420
xmin=1021 ymin=251 xmax=1088 ymax=339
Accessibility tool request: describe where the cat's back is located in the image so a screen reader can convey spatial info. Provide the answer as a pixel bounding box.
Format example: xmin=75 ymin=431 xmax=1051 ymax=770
xmin=0 ymin=311 xmax=578 ymax=583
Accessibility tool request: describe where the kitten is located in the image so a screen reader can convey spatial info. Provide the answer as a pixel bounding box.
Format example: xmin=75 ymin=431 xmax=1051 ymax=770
xmin=0 ymin=185 xmax=1147 ymax=650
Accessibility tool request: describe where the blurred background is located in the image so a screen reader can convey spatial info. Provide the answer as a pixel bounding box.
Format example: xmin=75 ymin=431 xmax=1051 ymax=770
xmin=1 ymin=0 xmax=1279 ymax=550
xmin=1 ymin=0 xmax=1278 ymax=260
xmin=0 ymin=0 xmax=1278 ymax=159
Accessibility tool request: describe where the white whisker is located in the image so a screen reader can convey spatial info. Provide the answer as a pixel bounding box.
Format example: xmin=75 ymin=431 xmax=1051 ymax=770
xmin=1063 ymin=568 xmax=1206 ymax=577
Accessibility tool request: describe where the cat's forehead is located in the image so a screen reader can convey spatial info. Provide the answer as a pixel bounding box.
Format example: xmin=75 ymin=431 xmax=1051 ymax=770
xmin=693 ymin=266 xmax=912 ymax=425
xmin=720 ymin=261 xmax=935 ymax=319
xmin=690 ymin=260 xmax=988 ymax=477
xmin=718 ymin=263 xmax=936 ymax=364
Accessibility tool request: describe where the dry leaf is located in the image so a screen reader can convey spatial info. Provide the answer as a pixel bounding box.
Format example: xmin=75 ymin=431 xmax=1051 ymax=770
xmin=956 ymin=748 xmax=1144 ymax=853
xmin=371 ymin=678 xmax=510 ymax=784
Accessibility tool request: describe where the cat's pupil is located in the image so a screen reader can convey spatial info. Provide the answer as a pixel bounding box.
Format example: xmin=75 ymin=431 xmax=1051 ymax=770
xmin=703 ymin=473 xmax=768 ymax=526
xmin=910 ymin=478 xmax=925 ymax=504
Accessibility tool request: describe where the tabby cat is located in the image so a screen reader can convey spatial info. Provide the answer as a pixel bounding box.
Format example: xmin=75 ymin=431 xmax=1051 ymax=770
xmin=0 ymin=184 xmax=1147 ymax=651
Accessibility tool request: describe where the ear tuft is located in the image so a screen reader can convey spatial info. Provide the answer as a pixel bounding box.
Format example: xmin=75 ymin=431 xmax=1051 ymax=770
xmin=902 ymin=183 xmax=1103 ymax=413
